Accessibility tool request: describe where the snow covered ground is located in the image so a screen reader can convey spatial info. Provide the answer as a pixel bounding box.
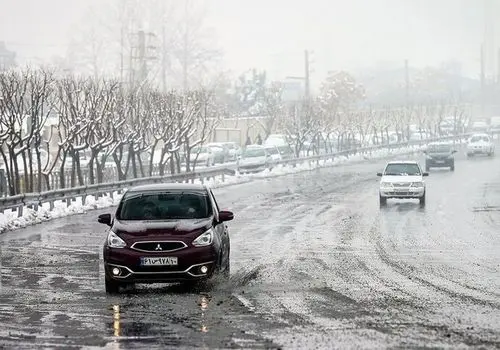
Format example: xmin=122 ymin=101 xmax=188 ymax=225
xmin=0 ymin=143 xmax=436 ymax=234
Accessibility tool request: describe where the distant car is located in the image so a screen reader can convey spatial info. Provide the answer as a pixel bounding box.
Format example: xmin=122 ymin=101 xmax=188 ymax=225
xmin=207 ymin=145 xmax=226 ymax=164
xmin=237 ymin=145 xmax=273 ymax=173
xmin=218 ymin=142 xmax=242 ymax=161
xmin=424 ymin=142 xmax=457 ymax=171
xmin=471 ymin=121 xmax=489 ymax=133
xmin=99 ymin=183 xmax=234 ymax=294
xmin=490 ymin=116 xmax=500 ymax=133
xmin=377 ymin=160 xmax=429 ymax=207
xmin=264 ymin=145 xmax=282 ymax=162
xmin=191 ymin=146 xmax=215 ymax=166
xmin=466 ymin=134 xmax=495 ymax=157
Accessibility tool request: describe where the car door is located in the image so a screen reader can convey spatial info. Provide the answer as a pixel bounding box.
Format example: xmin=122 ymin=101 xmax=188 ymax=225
xmin=209 ymin=189 xmax=229 ymax=250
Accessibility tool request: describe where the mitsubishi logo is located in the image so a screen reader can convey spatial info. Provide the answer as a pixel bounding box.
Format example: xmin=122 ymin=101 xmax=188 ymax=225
xmin=155 ymin=244 xmax=163 ymax=251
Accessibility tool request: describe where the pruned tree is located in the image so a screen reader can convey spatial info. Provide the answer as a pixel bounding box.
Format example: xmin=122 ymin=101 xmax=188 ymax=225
xmin=0 ymin=68 xmax=55 ymax=194
xmin=277 ymin=102 xmax=320 ymax=158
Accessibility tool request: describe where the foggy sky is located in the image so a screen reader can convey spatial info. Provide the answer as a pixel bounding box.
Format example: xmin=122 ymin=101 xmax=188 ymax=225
xmin=0 ymin=0 xmax=487 ymax=79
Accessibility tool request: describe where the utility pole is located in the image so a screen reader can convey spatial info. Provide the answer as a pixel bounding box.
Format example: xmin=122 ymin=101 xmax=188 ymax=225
xmin=404 ymin=59 xmax=410 ymax=107
xmin=129 ymin=30 xmax=158 ymax=87
xmin=182 ymin=0 xmax=189 ymax=91
xmin=161 ymin=25 xmax=167 ymax=92
xmin=481 ymin=44 xmax=485 ymax=118
xmin=304 ymin=49 xmax=310 ymax=100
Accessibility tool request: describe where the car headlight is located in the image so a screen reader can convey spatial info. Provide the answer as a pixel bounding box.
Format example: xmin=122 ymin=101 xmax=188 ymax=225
xmin=192 ymin=229 xmax=214 ymax=247
xmin=411 ymin=182 xmax=424 ymax=188
xmin=107 ymin=231 xmax=126 ymax=248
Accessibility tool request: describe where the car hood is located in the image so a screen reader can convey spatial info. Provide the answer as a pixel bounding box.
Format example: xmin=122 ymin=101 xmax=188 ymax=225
xmin=381 ymin=175 xmax=423 ymax=183
xmin=112 ymin=218 xmax=212 ymax=240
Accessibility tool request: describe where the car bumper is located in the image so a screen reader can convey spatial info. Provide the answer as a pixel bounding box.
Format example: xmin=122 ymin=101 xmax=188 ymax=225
xmin=380 ymin=188 xmax=425 ymax=198
xmin=426 ymin=159 xmax=453 ymax=167
xmin=467 ymin=148 xmax=491 ymax=154
xmin=103 ymin=245 xmax=218 ymax=283
xmin=237 ymin=164 xmax=268 ymax=173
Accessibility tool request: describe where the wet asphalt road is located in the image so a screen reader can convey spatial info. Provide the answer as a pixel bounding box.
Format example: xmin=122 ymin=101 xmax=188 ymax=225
xmin=0 ymin=147 xmax=499 ymax=349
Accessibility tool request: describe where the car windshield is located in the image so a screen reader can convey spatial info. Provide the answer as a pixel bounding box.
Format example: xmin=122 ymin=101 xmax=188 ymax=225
xmin=116 ymin=190 xmax=211 ymax=220
xmin=193 ymin=147 xmax=209 ymax=153
xmin=266 ymin=147 xmax=279 ymax=155
xmin=384 ymin=163 xmax=422 ymax=176
xmin=470 ymin=136 xmax=489 ymax=142
xmin=243 ymin=148 xmax=265 ymax=157
xmin=427 ymin=144 xmax=452 ymax=152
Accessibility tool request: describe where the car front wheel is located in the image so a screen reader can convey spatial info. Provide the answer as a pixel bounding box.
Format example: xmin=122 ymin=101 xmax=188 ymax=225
xmin=105 ymin=275 xmax=121 ymax=294
xmin=419 ymin=192 xmax=426 ymax=207
xmin=379 ymin=195 xmax=387 ymax=207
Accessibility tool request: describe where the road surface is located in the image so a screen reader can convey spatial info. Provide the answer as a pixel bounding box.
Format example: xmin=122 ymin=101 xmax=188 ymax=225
xmin=0 ymin=149 xmax=499 ymax=349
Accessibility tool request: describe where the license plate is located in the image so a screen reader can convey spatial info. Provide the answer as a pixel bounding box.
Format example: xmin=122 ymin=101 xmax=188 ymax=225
xmin=140 ymin=257 xmax=178 ymax=266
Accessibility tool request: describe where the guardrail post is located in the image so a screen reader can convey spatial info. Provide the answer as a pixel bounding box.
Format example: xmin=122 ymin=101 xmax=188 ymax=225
xmin=221 ymin=172 xmax=225 ymax=182
xmin=66 ymin=198 xmax=71 ymax=207
xmin=49 ymin=200 xmax=54 ymax=211
xmin=17 ymin=205 xmax=23 ymax=218
xmin=199 ymin=176 xmax=204 ymax=184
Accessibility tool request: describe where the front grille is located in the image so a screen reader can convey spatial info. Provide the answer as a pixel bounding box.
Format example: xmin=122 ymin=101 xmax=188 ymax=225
xmin=131 ymin=241 xmax=187 ymax=252
xmin=394 ymin=182 xmax=411 ymax=187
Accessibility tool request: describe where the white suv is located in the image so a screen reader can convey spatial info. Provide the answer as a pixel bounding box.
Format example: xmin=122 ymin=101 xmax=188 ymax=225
xmin=466 ymin=133 xmax=494 ymax=157
xmin=377 ymin=161 xmax=429 ymax=207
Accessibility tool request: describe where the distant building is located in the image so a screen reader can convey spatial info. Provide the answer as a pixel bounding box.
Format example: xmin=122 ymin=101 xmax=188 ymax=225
xmin=0 ymin=41 xmax=16 ymax=71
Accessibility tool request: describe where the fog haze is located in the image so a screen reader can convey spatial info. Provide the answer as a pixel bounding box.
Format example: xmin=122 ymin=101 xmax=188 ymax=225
xmin=0 ymin=0 xmax=486 ymax=79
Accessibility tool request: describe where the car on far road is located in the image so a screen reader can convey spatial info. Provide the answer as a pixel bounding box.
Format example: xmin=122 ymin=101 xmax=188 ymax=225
xmin=424 ymin=142 xmax=457 ymax=171
xmin=466 ymin=133 xmax=495 ymax=157
xmin=98 ymin=183 xmax=233 ymax=294
xmin=471 ymin=120 xmax=489 ymax=133
xmin=237 ymin=145 xmax=274 ymax=173
xmin=264 ymin=145 xmax=282 ymax=162
xmin=377 ymin=160 xmax=429 ymax=207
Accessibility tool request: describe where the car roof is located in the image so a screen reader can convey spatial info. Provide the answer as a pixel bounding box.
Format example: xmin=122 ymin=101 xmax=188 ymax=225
xmin=126 ymin=183 xmax=208 ymax=193
xmin=386 ymin=160 xmax=419 ymax=165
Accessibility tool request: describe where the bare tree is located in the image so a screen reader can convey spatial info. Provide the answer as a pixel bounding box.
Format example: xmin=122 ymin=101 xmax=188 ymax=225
xmin=0 ymin=68 xmax=55 ymax=194
xmin=277 ymin=102 xmax=320 ymax=158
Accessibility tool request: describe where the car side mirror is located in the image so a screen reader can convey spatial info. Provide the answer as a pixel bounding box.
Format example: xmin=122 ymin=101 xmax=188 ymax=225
xmin=219 ymin=210 xmax=234 ymax=222
xmin=377 ymin=172 xmax=383 ymax=176
xmin=422 ymin=172 xmax=429 ymax=177
xmin=452 ymin=150 xmax=457 ymax=153
xmin=98 ymin=213 xmax=112 ymax=226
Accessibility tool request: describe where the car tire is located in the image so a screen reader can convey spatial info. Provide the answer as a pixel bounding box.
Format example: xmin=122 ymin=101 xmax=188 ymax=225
xmin=105 ymin=275 xmax=121 ymax=294
xmin=222 ymin=249 xmax=230 ymax=278
xmin=419 ymin=192 xmax=426 ymax=207
xmin=379 ymin=195 xmax=387 ymax=207
xmin=450 ymin=163 xmax=455 ymax=171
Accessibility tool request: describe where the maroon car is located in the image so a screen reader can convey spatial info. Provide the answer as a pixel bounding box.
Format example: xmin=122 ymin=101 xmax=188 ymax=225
xmin=97 ymin=183 xmax=233 ymax=293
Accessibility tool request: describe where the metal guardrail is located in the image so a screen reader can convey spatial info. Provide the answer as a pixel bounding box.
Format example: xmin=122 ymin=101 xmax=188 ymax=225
xmin=0 ymin=133 xmax=471 ymax=217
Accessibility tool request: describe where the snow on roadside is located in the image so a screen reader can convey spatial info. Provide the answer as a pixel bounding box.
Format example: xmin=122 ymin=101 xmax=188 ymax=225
xmin=0 ymin=142 xmax=436 ymax=234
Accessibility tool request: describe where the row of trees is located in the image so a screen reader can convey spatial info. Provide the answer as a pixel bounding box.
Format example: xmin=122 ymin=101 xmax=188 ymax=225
xmin=0 ymin=67 xmax=470 ymax=196
xmin=0 ymin=68 xmax=223 ymax=195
